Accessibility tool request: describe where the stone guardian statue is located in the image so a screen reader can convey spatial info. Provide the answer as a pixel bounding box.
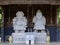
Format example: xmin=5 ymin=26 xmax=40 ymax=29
xmin=12 ymin=11 xmax=27 ymax=33
xmin=33 ymin=10 xmax=46 ymax=32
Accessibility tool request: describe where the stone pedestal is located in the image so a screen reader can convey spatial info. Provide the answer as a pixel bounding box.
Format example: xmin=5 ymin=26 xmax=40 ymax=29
xmin=25 ymin=34 xmax=35 ymax=45
xmin=35 ymin=32 xmax=47 ymax=43
xmin=12 ymin=33 xmax=25 ymax=43
xmin=12 ymin=32 xmax=47 ymax=44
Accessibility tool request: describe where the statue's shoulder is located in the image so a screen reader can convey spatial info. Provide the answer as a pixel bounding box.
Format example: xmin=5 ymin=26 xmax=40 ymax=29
xmin=13 ymin=17 xmax=17 ymax=21
xmin=42 ymin=16 xmax=46 ymax=20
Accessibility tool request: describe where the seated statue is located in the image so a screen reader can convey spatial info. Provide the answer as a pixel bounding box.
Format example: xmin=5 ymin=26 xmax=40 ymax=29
xmin=13 ymin=11 xmax=27 ymax=33
xmin=33 ymin=10 xmax=46 ymax=31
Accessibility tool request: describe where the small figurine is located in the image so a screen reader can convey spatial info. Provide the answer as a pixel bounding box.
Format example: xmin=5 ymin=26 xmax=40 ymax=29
xmin=8 ymin=36 xmax=12 ymax=44
xmin=0 ymin=37 xmax=1 ymax=44
xmin=46 ymin=29 xmax=50 ymax=43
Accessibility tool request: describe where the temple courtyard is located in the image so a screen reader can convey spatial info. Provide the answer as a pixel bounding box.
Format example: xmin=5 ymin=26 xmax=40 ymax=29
xmin=0 ymin=42 xmax=60 ymax=45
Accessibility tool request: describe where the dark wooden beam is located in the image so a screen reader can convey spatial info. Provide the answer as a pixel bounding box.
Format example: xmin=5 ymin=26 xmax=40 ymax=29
xmin=0 ymin=0 xmax=60 ymax=5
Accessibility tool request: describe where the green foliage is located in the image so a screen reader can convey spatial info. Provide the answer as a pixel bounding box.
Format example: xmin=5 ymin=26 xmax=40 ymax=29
xmin=58 ymin=8 xmax=60 ymax=25
xmin=58 ymin=14 xmax=60 ymax=25
xmin=57 ymin=6 xmax=60 ymax=25
xmin=0 ymin=14 xmax=2 ymax=19
xmin=58 ymin=6 xmax=60 ymax=12
xmin=0 ymin=6 xmax=2 ymax=28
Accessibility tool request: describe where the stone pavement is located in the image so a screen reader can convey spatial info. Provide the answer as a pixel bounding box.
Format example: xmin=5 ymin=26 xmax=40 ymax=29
xmin=0 ymin=42 xmax=60 ymax=45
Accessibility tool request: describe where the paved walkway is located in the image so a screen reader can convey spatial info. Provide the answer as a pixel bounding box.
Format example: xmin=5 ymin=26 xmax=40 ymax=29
xmin=0 ymin=42 xmax=60 ymax=45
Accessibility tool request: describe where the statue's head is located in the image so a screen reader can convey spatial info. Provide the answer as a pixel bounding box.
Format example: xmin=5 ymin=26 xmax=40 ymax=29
xmin=16 ymin=11 xmax=24 ymax=18
xmin=36 ymin=10 xmax=42 ymax=19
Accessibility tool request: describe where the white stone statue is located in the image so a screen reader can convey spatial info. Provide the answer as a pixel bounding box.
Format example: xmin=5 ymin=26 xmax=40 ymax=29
xmin=13 ymin=11 xmax=27 ymax=33
xmin=33 ymin=10 xmax=46 ymax=31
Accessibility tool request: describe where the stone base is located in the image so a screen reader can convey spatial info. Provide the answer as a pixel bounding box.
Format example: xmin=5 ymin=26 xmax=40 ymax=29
xmin=12 ymin=33 xmax=25 ymax=43
xmin=12 ymin=32 xmax=47 ymax=44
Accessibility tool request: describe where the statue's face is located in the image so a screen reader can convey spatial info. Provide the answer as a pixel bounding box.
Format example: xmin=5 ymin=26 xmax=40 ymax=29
xmin=16 ymin=11 xmax=24 ymax=18
xmin=36 ymin=11 xmax=42 ymax=19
